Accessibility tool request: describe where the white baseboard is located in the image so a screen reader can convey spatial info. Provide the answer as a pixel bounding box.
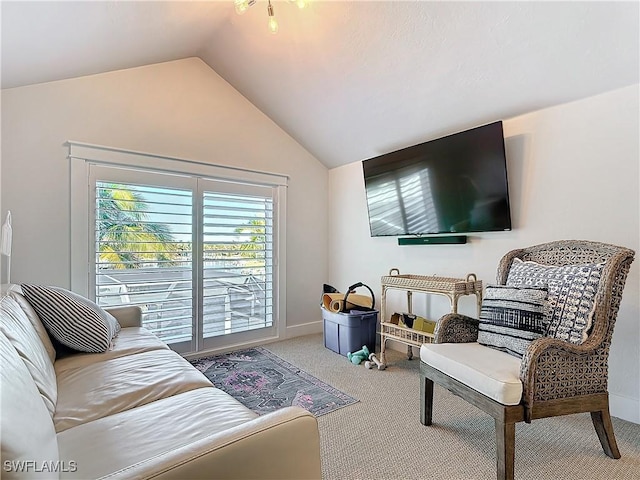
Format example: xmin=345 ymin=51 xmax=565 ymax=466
xmin=610 ymin=393 xmax=640 ymax=424
xmin=285 ymin=320 xmax=323 ymax=338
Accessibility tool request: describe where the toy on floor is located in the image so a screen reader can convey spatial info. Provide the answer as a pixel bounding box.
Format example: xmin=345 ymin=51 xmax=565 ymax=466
xmin=347 ymin=345 xmax=370 ymax=365
xmin=365 ymin=353 xmax=386 ymax=371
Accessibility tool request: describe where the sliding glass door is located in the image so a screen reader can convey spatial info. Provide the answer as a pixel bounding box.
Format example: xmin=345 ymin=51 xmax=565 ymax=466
xmin=89 ymin=165 xmax=279 ymax=354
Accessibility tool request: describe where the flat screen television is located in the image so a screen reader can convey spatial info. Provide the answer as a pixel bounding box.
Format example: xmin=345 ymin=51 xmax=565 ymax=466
xmin=362 ymin=121 xmax=511 ymax=237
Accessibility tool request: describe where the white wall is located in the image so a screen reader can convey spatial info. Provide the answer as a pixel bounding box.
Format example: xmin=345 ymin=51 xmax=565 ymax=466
xmin=327 ymin=84 xmax=640 ymax=423
xmin=0 ymin=57 xmax=328 ymax=335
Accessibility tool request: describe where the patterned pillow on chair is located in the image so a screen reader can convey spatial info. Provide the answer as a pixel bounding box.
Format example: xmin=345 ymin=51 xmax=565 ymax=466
xmin=505 ymin=258 xmax=604 ymax=344
xmin=477 ymin=284 xmax=548 ymax=357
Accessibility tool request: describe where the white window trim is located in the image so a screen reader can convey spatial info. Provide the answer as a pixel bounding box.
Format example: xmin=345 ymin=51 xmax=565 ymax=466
xmin=68 ymin=141 xmax=288 ymax=346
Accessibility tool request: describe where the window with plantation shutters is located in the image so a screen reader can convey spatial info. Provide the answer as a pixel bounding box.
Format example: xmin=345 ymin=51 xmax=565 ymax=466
xmin=69 ymin=142 xmax=287 ymax=355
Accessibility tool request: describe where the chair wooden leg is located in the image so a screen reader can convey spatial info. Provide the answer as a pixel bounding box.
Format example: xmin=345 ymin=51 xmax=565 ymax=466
xmin=420 ymin=374 xmax=434 ymax=426
xmin=591 ymin=408 xmax=621 ymax=459
xmin=495 ymin=419 xmax=515 ymax=480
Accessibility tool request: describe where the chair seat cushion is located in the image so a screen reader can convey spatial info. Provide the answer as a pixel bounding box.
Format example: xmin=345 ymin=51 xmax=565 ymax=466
xmin=420 ymin=342 xmax=523 ymax=405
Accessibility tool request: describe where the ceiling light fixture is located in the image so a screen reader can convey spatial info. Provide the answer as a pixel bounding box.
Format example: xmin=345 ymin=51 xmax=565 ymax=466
xmin=234 ymin=0 xmax=308 ymax=34
xmin=267 ymin=0 xmax=278 ymax=34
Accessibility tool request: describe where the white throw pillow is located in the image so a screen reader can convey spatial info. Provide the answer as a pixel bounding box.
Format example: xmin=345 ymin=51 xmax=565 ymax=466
xmin=506 ymin=259 xmax=604 ymax=344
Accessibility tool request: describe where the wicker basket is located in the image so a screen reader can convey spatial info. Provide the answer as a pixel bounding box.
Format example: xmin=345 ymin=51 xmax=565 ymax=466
xmin=381 ymin=269 xmax=482 ymax=295
xmin=380 ymin=322 xmax=434 ymax=347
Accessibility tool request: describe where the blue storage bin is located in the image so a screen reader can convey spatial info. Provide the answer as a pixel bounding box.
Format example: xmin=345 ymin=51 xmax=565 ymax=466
xmin=322 ymin=307 xmax=378 ymax=356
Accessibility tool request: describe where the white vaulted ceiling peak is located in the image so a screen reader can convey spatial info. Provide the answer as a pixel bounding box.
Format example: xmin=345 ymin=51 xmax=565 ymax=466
xmin=2 ymin=1 xmax=638 ymax=169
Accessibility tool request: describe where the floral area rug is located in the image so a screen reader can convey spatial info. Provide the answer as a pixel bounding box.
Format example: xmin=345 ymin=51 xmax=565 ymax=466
xmin=191 ymin=347 xmax=358 ymax=416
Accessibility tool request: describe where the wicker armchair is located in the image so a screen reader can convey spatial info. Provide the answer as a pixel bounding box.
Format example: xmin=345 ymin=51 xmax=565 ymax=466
xmin=420 ymin=240 xmax=635 ymax=480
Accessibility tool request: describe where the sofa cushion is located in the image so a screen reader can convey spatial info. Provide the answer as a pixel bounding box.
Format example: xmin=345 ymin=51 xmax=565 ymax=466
xmin=505 ymin=258 xmax=604 ymax=344
xmin=0 ymin=332 xmax=60 ymax=479
xmin=9 ymin=289 xmax=56 ymax=362
xmin=54 ymin=349 xmax=214 ymax=432
xmin=420 ymin=342 xmax=522 ymax=405
xmin=21 ymin=284 xmax=120 ymax=353
xmin=477 ymin=285 xmax=548 ymax=357
xmin=0 ymin=295 xmax=58 ymax=416
xmin=57 ymin=388 xmax=257 ymax=479
xmin=53 ymin=326 xmax=169 ymax=373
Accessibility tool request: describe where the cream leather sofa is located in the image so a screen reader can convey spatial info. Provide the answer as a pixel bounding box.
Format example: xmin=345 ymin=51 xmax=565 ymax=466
xmin=1 ymin=289 xmax=322 ymax=480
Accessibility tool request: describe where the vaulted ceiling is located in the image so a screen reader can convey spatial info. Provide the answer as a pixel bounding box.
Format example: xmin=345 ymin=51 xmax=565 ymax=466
xmin=2 ymin=1 xmax=638 ymax=169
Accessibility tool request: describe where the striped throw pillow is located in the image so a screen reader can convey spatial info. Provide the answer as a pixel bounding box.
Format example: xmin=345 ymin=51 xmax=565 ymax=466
xmin=477 ymin=285 xmax=548 ymax=358
xmin=21 ymin=285 xmax=120 ymax=353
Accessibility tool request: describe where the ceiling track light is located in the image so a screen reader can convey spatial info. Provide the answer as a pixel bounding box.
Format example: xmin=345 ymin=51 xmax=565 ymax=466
xmin=233 ymin=0 xmax=308 ymax=34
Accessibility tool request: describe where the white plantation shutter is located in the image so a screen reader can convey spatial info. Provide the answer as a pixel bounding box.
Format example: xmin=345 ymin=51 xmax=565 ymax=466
xmin=70 ymin=142 xmax=287 ymax=354
xmin=94 ymin=181 xmax=194 ymax=343
xmin=201 ymin=187 xmax=274 ymax=337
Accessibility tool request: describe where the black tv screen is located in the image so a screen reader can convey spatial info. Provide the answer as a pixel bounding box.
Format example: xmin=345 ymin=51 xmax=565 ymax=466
xmin=362 ymin=121 xmax=511 ymax=237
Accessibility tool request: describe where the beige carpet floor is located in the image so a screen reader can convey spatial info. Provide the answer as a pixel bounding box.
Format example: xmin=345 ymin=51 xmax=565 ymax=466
xmin=264 ymin=333 xmax=640 ymax=480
